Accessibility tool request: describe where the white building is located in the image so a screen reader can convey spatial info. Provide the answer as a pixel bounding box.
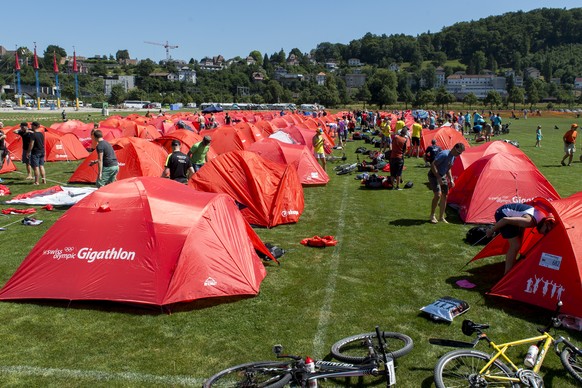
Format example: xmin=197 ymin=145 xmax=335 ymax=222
xmin=445 ymin=74 xmax=507 ymax=99
xmin=316 ymin=72 xmax=326 ymax=86
xmin=104 ymin=75 xmax=135 ymax=96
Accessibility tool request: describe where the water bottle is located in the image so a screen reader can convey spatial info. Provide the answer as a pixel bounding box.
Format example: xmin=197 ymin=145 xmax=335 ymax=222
xmin=524 ymin=345 xmax=539 ymax=368
xmin=305 ymin=356 xmax=317 ymax=388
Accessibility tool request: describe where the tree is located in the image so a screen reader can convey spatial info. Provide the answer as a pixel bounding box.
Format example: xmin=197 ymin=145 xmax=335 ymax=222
xmin=248 ymin=50 xmax=263 ymax=66
xmin=415 ymin=89 xmax=435 ymax=107
xmin=470 ymin=51 xmax=486 ymax=74
xmin=508 ymin=87 xmax=525 ymax=110
xmin=483 ymin=90 xmax=502 ymax=109
xmin=116 ymin=50 xmax=130 ymax=61
xmin=136 ymin=59 xmax=156 ymax=77
xmin=42 ymin=45 xmax=67 ymax=69
xmin=399 ymin=86 xmax=414 ymax=109
xmin=355 ymin=86 xmax=371 ymax=109
xmin=435 ymin=87 xmax=455 ymax=109
xmin=108 ymin=84 xmax=126 ymax=105
xmin=462 ymin=93 xmax=478 ymax=109
xmin=90 ymin=63 xmax=108 ymax=77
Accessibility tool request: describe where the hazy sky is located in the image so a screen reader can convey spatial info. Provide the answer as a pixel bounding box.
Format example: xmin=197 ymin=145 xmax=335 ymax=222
xmin=3 ymin=1 xmax=580 ymax=62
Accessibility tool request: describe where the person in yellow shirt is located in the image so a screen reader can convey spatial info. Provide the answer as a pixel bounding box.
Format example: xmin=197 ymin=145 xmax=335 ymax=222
xmin=411 ymin=118 xmax=423 ymax=158
xmin=380 ymin=116 xmax=392 ymax=154
xmin=395 ymin=117 xmax=405 ymax=134
xmin=312 ymin=128 xmax=326 ymax=171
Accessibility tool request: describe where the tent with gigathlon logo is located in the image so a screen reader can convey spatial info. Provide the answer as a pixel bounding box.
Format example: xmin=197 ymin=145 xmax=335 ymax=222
xmin=470 ymin=195 xmax=582 ymax=319
xmin=0 ymin=177 xmax=273 ymax=307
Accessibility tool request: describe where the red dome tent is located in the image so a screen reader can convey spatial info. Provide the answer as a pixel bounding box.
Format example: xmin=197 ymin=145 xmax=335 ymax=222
xmin=470 ymin=194 xmax=582 ymax=319
xmin=247 ymin=138 xmax=329 ymax=186
xmin=447 ymin=153 xmax=560 ymax=224
xmin=7 ymin=131 xmax=89 ymax=162
xmin=0 ymin=177 xmax=271 ymax=307
xmin=451 ymin=140 xmax=526 ymax=180
xmin=203 ymin=125 xmax=257 ymax=155
xmin=69 ymin=137 xmax=168 ymax=183
xmin=420 ymin=126 xmax=470 ymax=157
xmin=189 ymin=150 xmax=304 ymax=228
xmin=153 ymin=129 xmax=217 ymax=161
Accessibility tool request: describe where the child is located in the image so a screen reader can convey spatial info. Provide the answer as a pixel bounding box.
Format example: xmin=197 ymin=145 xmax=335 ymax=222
xmin=535 ymin=125 xmax=542 ymax=147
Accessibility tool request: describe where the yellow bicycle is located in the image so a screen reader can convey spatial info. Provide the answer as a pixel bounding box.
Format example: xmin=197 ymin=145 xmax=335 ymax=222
xmin=431 ymin=302 xmax=582 ymax=387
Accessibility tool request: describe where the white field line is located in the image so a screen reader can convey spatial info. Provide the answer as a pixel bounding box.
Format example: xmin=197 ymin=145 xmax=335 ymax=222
xmin=312 ymin=179 xmax=348 ymax=357
xmin=0 ymin=365 xmax=204 ymax=386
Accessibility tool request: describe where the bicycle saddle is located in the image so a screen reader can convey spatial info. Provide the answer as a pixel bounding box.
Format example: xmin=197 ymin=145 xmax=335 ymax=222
xmin=462 ymin=320 xmax=489 ymax=336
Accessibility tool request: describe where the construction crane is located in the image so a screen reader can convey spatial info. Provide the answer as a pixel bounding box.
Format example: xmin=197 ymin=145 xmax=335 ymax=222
xmin=144 ymin=40 xmax=179 ymax=61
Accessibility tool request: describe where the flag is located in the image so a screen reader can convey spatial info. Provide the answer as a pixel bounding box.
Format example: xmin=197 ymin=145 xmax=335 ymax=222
xmin=53 ymin=52 xmax=59 ymax=74
xmin=33 ymin=47 xmax=39 ymax=70
xmin=73 ymin=51 xmax=78 ymax=73
xmin=14 ymin=51 xmax=20 ymax=71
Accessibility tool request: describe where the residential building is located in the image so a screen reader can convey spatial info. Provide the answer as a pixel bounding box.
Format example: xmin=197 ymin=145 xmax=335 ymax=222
xmin=525 ymin=67 xmax=541 ymax=79
xmin=316 ymin=72 xmax=326 ymax=86
xmin=575 ymin=77 xmax=582 ymax=90
xmin=344 ymin=73 xmax=366 ymax=89
xmin=287 ymin=54 xmax=300 ymax=66
xmin=246 ymin=56 xmax=256 ymax=66
xmin=252 ymin=72 xmax=265 ymax=83
xmin=325 ymin=62 xmax=338 ymax=71
xmin=388 ymin=63 xmax=400 ymax=72
xmin=348 ymin=58 xmax=362 ymax=67
xmin=104 ymin=75 xmax=135 ymax=96
xmin=445 ymin=74 xmax=507 ymax=99
xmin=435 ymin=67 xmax=446 ymax=88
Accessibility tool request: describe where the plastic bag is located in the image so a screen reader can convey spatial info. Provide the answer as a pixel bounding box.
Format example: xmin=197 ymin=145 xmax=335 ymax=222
xmin=421 ymin=296 xmax=470 ymax=322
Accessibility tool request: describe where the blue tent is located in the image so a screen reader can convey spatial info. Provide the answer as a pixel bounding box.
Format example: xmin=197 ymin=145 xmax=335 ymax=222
xmin=202 ymin=104 xmax=224 ymax=113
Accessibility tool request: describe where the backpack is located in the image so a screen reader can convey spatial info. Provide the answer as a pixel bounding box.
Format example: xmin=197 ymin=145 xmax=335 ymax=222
xmin=465 ymin=226 xmax=493 ymax=245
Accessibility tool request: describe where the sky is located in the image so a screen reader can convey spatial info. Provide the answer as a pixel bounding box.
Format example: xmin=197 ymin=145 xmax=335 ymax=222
xmin=3 ymin=1 xmax=581 ymax=63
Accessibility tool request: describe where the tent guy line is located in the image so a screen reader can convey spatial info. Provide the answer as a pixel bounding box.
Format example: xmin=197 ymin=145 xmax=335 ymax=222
xmin=0 ymin=365 xmax=204 ymax=386
xmin=312 ymin=178 xmax=349 ymax=357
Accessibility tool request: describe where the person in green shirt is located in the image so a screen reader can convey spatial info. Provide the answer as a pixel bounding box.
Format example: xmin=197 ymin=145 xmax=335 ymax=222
xmin=188 ymin=136 xmax=212 ymax=172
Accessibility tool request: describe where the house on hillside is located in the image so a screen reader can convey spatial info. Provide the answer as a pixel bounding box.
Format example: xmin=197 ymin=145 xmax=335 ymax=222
xmin=104 ymin=75 xmax=135 ymax=96
xmin=246 ymin=56 xmax=256 ymax=66
xmin=525 ymin=67 xmax=541 ymax=79
xmin=575 ymin=77 xmax=582 ymax=90
xmin=348 ymin=58 xmax=363 ymax=67
xmin=445 ymin=74 xmax=507 ymax=99
xmin=505 ymin=70 xmax=524 ymax=87
xmin=316 ymin=72 xmax=326 ymax=86
xmin=345 ymin=73 xmax=366 ymax=89
xmin=199 ymin=56 xmax=223 ymax=71
xmin=435 ymin=67 xmax=446 ymax=88
xmin=287 ymin=54 xmax=300 ymax=66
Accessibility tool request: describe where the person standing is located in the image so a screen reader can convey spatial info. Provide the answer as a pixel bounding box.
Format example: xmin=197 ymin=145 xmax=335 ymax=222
xmin=390 ymin=126 xmax=408 ymax=190
xmin=90 ymin=129 xmax=118 ymax=188
xmin=188 ymin=135 xmax=212 ymax=172
xmin=535 ymin=125 xmax=543 ymax=148
xmin=428 ymin=142 xmax=465 ymax=224
xmin=424 ymin=139 xmax=442 ymax=167
xmin=410 ymin=118 xmax=423 ymax=157
xmin=162 ymin=140 xmax=194 ymax=184
xmin=312 ymin=128 xmax=326 ymax=171
xmin=27 ymin=121 xmax=46 ymax=185
xmin=561 ymin=123 xmax=578 ymax=166
xmin=486 ymin=204 xmax=555 ymax=274
xmin=16 ymin=122 xmax=34 ymax=179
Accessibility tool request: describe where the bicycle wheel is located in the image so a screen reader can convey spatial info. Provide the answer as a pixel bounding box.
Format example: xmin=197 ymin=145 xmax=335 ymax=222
xmin=561 ymin=347 xmax=582 ymax=384
xmin=203 ymin=361 xmax=293 ymax=388
xmin=331 ymin=331 xmax=413 ymax=363
xmin=434 ymin=349 xmax=517 ymax=388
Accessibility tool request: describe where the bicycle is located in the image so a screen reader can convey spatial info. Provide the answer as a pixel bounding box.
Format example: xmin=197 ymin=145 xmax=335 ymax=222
xmin=430 ymin=301 xmax=582 ymax=387
xmin=203 ymin=326 xmax=413 ymax=387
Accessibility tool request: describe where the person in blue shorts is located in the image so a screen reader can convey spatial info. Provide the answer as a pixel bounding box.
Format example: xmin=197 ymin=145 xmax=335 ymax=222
xmin=486 ymin=203 xmax=556 ymax=274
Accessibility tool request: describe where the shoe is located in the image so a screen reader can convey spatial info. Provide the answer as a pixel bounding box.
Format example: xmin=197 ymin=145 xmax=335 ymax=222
xmin=562 ymin=161 xmax=566 ymax=166
xmin=439 ymin=218 xmax=449 ymax=224
xmin=430 ymin=216 xmax=438 ymax=224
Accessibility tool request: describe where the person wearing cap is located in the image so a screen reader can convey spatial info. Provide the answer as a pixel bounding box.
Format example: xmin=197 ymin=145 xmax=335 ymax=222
xmin=561 ymin=124 xmax=578 ymax=166
xmin=188 ymin=136 xmax=212 ymax=172
xmin=312 ymin=128 xmax=326 ymax=171
xmin=162 ymin=140 xmax=194 ymax=184
xmin=27 ymin=121 xmax=47 ymax=185
xmin=90 ymin=129 xmax=118 ymax=188
xmin=16 ymin=122 xmax=34 ymax=179
xmin=486 ymin=203 xmax=556 ymax=274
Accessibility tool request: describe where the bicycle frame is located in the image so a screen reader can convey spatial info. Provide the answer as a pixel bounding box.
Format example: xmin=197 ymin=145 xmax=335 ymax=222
xmin=478 ymin=331 xmax=554 ymax=383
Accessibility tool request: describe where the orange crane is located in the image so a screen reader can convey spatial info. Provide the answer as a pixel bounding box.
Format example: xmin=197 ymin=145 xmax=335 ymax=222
xmin=144 ymin=40 xmax=179 ymax=61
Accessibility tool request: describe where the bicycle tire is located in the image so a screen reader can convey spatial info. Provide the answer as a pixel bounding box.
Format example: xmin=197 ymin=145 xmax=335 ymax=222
xmin=330 ymin=331 xmax=413 ymax=363
xmin=561 ymin=347 xmax=582 ymax=384
xmin=434 ymin=349 xmax=517 ymax=388
xmin=203 ymin=361 xmax=293 ymax=388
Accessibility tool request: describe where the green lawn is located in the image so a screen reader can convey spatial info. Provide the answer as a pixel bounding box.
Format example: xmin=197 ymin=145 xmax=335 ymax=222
xmin=0 ymin=110 xmax=581 ymax=386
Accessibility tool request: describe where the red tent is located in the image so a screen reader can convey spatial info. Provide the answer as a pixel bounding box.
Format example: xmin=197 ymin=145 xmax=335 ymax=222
xmin=420 ymin=126 xmax=469 ymax=157
xmin=247 ymin=138 xmax=329 ymax=186
xmin=471 ymin=195 xmax=582 ymax=319
xmin=447 ymin=153 xmax=560 ymax=224
xmin=451 ymin=140 xmax=526 ymax=180
xmin=203 ymin=125 xmax=257 ymax=155
xmin=153 ymin=129 xmax=218 ymax=161
xmin=189 ymin=150 xmax=304 ymax=228
xmin=69 ymin=137 xmax=167 ymax=183
xmin=0 ymin=159 xmax=16 ymax=174
xmin=7 ymin=131 xmax=89 ymax=162
xmin=0 ymin=177 xmax=271 ymax=306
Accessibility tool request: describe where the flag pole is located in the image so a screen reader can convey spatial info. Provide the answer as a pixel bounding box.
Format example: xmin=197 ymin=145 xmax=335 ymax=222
xmin=73 ymin=47 xmax=79 ymax=111
xmin=53 ymin=52 xmax=60 ymax=109
xmin=33 ymin=42 xmax=40 ymax=110
xmin=14 ymin=47 xmax=22 ymax=107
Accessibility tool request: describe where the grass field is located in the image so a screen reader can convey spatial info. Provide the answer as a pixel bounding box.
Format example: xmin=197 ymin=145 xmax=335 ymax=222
xmin=0 ymin=110 xmax=581 ymax=387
